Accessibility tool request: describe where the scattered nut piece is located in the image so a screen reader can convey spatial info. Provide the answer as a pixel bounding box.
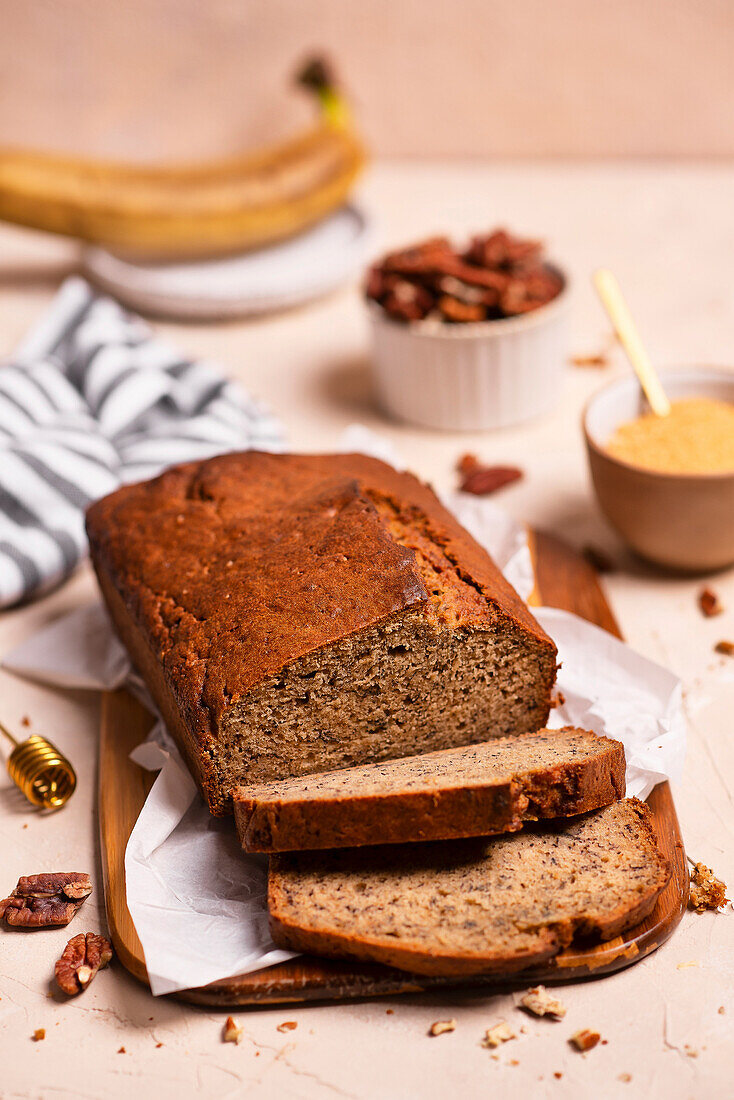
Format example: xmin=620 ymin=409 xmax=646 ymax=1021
xmin=698 ymin=587 xmax=724 ymax=617
xmin=32 ymin=1029 xmax=45 ymax=1042
xmin=223 ymin=1016 xmax=243 ymax=1044
xmin=554 ymin=1072 xmax=563 ymax=1079
xmin=156 ymin=1042 xmax=163 ymax=1048
xmin=118 ymin=1046 xmax=126 ymax=1054
xmin=718 ymin=1006 xmax=725 ymax=1015
xmin=0 ymin=873 xmax=92 ymax=929
xmin=714 ymin=640 xmax=734 ymax=658
xmin=386 ymin=1009 xmax=394 ymax=1015
xmin=482 ymin=1021 xmax=516 ymax=1048
xmin=619 ymin=1073 xmax=632 ymax=1083
xmin=688 ymin=862 xmax=729 ymax=912
xmin=570 ymin=1029 xmax=601 ymax=1052
xmin=582 ymin=544 xmax=615 ymax=574
xmin=429 ymin=1019 xmax=456 ymax=1037
xmin=55 ymin=932 xmax=112 ymax=995
xmin=570 ymin=352 xmax=609 ymax=368
xmin=20 ymin=715 xmax=31 ymax=728
xmin=519 ymin=985 xmax=567 ymax=1019
xmin=277 ymin=1021 xmax=298 ymax=1033
xmin=456 ymin=454 xmax=523 ymax=496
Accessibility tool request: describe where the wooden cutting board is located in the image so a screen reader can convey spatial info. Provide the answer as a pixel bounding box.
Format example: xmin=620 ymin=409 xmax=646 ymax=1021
xmin=98 ymin=531 xmax=688 ymax=1005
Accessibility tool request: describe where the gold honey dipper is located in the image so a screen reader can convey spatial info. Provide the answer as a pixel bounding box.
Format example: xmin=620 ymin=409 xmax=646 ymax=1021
xmin=0 ymin=719 xmax=77 ymax=809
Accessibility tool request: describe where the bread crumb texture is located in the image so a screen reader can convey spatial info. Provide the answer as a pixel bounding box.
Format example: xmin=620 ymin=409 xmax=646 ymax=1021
xmin=429 ymin=1019 xmax=456 ymax=1036
xmin=519 ymin=985 xmax=566 ymax=1019
xmin=688 ymin=862 xmax=729 ymax=912
xmin=269 ymin=799 xmax=670 ymax=976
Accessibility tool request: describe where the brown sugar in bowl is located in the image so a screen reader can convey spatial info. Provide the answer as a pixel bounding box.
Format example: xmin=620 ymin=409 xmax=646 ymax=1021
xmin=583 ymin=368 xmax=734 ymax=572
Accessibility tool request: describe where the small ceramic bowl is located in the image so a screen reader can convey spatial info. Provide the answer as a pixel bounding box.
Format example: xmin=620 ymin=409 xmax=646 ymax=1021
xmin=583 ymin=367 xmax=734 ymax=572
xmin=367 ymin=267 xmax=569 ymax=431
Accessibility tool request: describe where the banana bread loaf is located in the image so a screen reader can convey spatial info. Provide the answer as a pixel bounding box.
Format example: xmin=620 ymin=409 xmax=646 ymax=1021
xmin=269 ymin=798 xmax=670 ymax=976
xmin=86 ymin=451 xmax=557 ymax=814
xmin=234 ymin=727 xmax=625 ymax=852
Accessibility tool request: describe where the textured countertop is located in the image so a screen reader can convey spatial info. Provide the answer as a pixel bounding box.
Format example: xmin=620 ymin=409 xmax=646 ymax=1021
xmin=0 ymin=162 xmax=732 ymax=1099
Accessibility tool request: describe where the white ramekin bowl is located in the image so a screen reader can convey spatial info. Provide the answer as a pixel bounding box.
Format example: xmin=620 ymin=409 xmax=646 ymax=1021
xmin=367 ymin=268 xmax=569 ymax=431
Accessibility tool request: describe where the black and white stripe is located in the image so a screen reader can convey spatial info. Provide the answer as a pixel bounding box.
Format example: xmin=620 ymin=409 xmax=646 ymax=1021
xmin=0 ymin=277 xmax=282 ymax=607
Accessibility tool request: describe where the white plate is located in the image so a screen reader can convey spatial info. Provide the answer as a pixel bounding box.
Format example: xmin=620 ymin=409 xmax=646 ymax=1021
xmin=81 ymin=205 xmax=371 ymax=320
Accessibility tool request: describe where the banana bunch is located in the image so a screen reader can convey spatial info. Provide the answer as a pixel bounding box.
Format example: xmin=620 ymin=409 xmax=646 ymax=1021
xmin=0 ymin=59 xmax=365 ymax=259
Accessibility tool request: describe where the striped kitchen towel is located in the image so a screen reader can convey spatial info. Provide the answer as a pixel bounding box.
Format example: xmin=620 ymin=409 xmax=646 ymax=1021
xmin=0 ymin=277 xmax=282 ymax=608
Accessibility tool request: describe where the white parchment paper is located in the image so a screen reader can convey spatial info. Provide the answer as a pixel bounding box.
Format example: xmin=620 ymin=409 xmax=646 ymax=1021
xmin=2 ymin=429 xmax=686 ymax=994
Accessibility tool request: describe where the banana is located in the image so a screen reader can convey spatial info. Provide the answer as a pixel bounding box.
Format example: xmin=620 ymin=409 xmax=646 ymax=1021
xmin=0 ymin=60 xmax=365 ymax=259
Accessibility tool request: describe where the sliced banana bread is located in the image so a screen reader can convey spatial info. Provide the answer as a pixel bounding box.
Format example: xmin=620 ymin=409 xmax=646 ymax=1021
xmin=86 ymin=451 xmax=557 ymax=815
xmin=269 ymin=799 xmax=670 ymax=976
xmin=234 ymin=727 xmax=625 ymax=852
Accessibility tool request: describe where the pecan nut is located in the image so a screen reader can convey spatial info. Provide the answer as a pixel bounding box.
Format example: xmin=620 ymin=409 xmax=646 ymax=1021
xmin=55 ymin=932 xmax=113 ymax=995
xmin=699 ymin=587 xmax=724 ymax=617
xmin=456 ymin=454 xmax=523 ymax=496
xmin=367 ymin=228 xmax=561 ymax=325
xmin=0 ymin=872 xmax=92 ymax=929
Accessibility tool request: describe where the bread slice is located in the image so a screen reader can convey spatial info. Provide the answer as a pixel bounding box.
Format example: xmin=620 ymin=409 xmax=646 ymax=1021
xmin=234 ymin=727 xmax=625 ymax=852
xmin=86 ymin=451 xmax=557 ymax=815
xmin=268 ymin=799 xmax=670 ymax=977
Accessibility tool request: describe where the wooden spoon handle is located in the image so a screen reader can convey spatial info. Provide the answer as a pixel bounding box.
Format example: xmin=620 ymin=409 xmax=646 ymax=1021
xmin=593 ymin=268 xmax=671 ymax=417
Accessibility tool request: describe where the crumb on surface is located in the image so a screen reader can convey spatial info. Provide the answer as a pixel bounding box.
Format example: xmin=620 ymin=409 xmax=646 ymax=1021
xmin=688 ymin=862 xmax=729 ymax=912
xmin=570 ymin=352 xmax=609 ymax=368
xmin=570 ymin=1029 xmax=601 ymax=1052
xmin=386 ymin=1008 xmax=394 ymax=1015
xmin=519 ymin=985 xmax=566 ymax=1019
xmin=277 ymin=1021 xmax=297 ymax=1033
xmin=677 ymin=960 xmax=699 ymax=969
xmin=117 ymin=1046 xmax=126 ymax=1054
xmin=32 ymin=1029 xmax=45 ymax=1042
xmin=429 ymin=1019 xmax=456 ymax=1037
xmin=714 ymin=640 xmax=734 ymax=657
xmin=20 ymin=716 xmax=31 ymax=727
xmin=482 ymin=1021 xmax=516 ymax=1048
xmin=619 ymin=1073 xmax=632 ymax=1082
xmin=223 ymin=1016 xmax=242 ymax=1044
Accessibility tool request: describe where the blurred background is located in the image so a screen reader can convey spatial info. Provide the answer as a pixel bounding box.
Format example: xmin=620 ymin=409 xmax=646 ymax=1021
xmin=3 ymin=0 xmax=733 ymax=161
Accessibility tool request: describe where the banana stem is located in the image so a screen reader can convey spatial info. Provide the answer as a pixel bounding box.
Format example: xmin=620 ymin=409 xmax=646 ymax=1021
xmin=296 ymin=57 xmax=352 ymax=129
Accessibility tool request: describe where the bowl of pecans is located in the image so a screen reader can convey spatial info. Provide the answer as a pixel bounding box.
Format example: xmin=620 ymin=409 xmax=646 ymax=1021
xmin=365 ymin=229 xmax=569 ymax=431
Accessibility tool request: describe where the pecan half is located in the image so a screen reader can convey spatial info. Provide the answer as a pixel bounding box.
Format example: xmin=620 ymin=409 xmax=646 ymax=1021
xmin=698 ymin=587 xmax=724 ymax=617
xmin=457 ymin=454 xmax=523 ymax=496
xmin=438 ymin=295 xmax=486 ymax=323
xmin=0 ymin=872 xmax=92 ymax=929
xmin=55 ymin=932 xmax=113 ymax=995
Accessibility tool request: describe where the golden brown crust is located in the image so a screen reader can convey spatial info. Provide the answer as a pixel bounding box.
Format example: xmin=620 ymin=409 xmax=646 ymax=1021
xmin=87 ymin=452 xmax=557 ymax=815
xmin=234 ymin=730 xmax=626 ymax=852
